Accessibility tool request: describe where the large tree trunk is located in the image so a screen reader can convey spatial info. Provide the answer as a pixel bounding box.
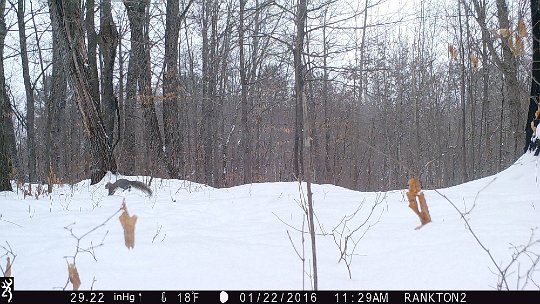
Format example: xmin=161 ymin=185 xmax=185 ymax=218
xmin=526 ymin=0 xmax=540 ymax=155
xmin=49 ymin=0 xmax=117 ymax=184
xmin=122 ymin=0 xmax=141 ymax=173
xmin=17 ymin=0 xmax=36 ymax=182
xmin=163 ymin=0 xmax=181 ymax=178
xmin=99 ymin=0 xmax=118 ymax=148
xmin=0 ymin=0 xmax=13 ymax=191
xmin=46 ymin=3 xmax=67 ymax=191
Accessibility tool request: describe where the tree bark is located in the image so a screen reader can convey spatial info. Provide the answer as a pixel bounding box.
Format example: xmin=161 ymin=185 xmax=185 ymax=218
xmin=295 ymin=0 xmax=317 ymax=290
xmin=458 ymin=0 xmax=468 ymax=182
xmin=201 ymin=0 xmax=216 ymax=185
xmin=49 ymin=0 xmax=117 ymax=184
xmin=46 ymin=2 xmax=67 ymax=191
xmin=122 ymin=0 xmax=141 ymax=173
xmin=293 ymin=2 xmax=305 ymax=180
xmin=17 ymin=0 xmax=36 ymax=182
xmin=99 ymin=0 xmax=118 ymax=148
xmin=163 ymin=0 xmax=181 ymax=178
xmin=526 ymin=0 xmax=540 ymax=154
xmin=495 ymin=0 xmax=521 ymax=157
xmin=239 ymin=0 xmax=252 ymax=184
xmin=140 ymin=2 xmax=164 ymax=175
xmin=0 ymin=0 xmax=13 ymax=191
xmin=85 ymin=0 xmax=100 ymax=108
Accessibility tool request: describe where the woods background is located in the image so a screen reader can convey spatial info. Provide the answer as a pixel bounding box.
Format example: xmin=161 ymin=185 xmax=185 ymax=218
xmin=0 ymin=0 xmax=535 ymax=191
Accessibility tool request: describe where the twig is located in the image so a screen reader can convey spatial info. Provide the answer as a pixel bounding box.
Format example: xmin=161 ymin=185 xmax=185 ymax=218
xmin=62 ymin=205 xmax=123 ymax=290
xmin=331 ymin=193 xmax=385 ymax=279
xmin=90 ymin=276 xmax=97 ymax=291
xmin=435 ymin=189 xmax=509 ymax=290
xmin=152 ymin=224 xmax=163 ymax=243
xmin=286 ymin=230 xmax=304 ymax=261
xmin=272 ymin=212 xmax=326 ymax=236
xmin=0 ymin=214 xmax=23 ymax=228
xmin=465 ymin=177 xmax=497 ymax=216
xmin=0 ymin=241 xmax=16 ymax=276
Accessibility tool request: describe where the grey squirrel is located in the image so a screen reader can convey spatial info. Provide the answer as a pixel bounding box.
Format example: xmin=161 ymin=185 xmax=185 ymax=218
xmin=105 ymin=179 xmax=152 ymax=196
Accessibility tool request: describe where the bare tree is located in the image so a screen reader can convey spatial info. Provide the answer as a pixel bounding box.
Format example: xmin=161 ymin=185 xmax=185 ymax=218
xmin=458 ymin=0 xmax=468 ymax=182
xmin=49 ymin=0 xmax=117 ymax=184
xmin=16 ymin=0 xmax=36 ymax=182
xmin=294 ymin=0 xmax=318 ymax=290
xmin=46 ymin=0 xmax=67 ymax=190
xmin=99 ymin=0 xmax=119 ymax=148
xmin=526 ymin=0 xmax=540 ymax=155
xmin=239 ymin=0 xmax=251 ymax=184
xmin=495 ymin=0 xmax=521 ymax=157
xmin=0 ymin=0 xmax=13 ymax=191
xmin=163 ymin=0 xmax=181 ymax=179
xmin=86 ymin=0 xmax=100 ymax=107
xmin=163 ymin=0 xmax=193 ymax=178
xmin=122 ymin=0 xmax=166 ymax=175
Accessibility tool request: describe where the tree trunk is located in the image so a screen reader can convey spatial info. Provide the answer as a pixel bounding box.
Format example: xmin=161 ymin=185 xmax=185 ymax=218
xmin=46 ymin=2 xmax=67 ymax=191
xmin=49 ymin=0 xmax=117 ymax=184
xmin=139 ymin=1 xmax=165 ymax=175
xmin=526 ymin=0 xmax=540 ymax=155
xmin=295 ymin=0 xmax=317 ymax=290
xmin=85 ymin=0 xmax=100 ymax=108
xmin=479 ymin=15 xmax=490 ymax=173
xmin=293 ymin=6 xmax=304 ymax=180
xmin=0 ymin=0 xmax=13 ymax=191
xmin=458 ymin=0 xmax=468 ymax=182
xmin=17 ymin=0 xmax=36 ymax=182
xmin=99 ymin=0 xmax=118 ymax=148
xmin=122 ymin=0 xmax=142 ymax=173
xmin=239 ymin=0 xmax=251 ymax=184
xmin=201 ymin=0 xmax=215 ymax=185
xmin=163 ymin=0 xmax=181 ymax=178
xmin=351 ymin=0 xmax=369 ymax=189
xmin=322 ymin=9 xmax=332 ymax=184
xmin=496 ymin=0 xmax=521 ymax=158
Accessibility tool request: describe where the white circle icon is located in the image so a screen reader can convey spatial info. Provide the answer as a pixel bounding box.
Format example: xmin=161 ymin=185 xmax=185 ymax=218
xmin=220 ymin=291 xmax=229 ymax=303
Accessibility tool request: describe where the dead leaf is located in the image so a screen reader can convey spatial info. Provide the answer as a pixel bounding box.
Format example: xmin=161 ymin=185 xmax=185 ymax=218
xmin=407 ymin=178 xmax=432 ymax=229
xmin=448 ymin=44 xmax=458 ymax=61
xmin=490 ymin=29 xmax=500 ymax=39
xmin=119 ymin=202 xmax=138 ymax=249
xmin=513 ymin=34 xmax=524 ymax=56
xmin=518 ymin=19 xmax=528 ymax=38
xmin=5 ymin=257 xmax=11 ymax=277
xmin=68 ymin=263 xmax=81 ymax=290
xmin=470 ymin=54 xmax=479 ymax=70
xmin=499 ymin=28 xmax=511 ymax=38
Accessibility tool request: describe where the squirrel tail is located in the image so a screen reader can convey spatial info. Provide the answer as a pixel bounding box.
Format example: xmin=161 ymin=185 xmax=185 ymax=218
xmin=130 ymin=181 xmax=153 ymax=197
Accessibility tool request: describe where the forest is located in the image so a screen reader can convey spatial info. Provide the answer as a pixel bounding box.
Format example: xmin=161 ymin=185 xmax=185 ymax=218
xmin=0 ymin=0 xmax=539 ymax=191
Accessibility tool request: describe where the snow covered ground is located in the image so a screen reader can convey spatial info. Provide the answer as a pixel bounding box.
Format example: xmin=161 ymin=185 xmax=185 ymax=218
xmin=1 ymin=154 xmax=539 ymax=290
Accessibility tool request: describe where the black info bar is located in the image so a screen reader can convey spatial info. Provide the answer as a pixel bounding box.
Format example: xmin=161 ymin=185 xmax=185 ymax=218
xmin=1 ymin=290 xmax=539 ymax=304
